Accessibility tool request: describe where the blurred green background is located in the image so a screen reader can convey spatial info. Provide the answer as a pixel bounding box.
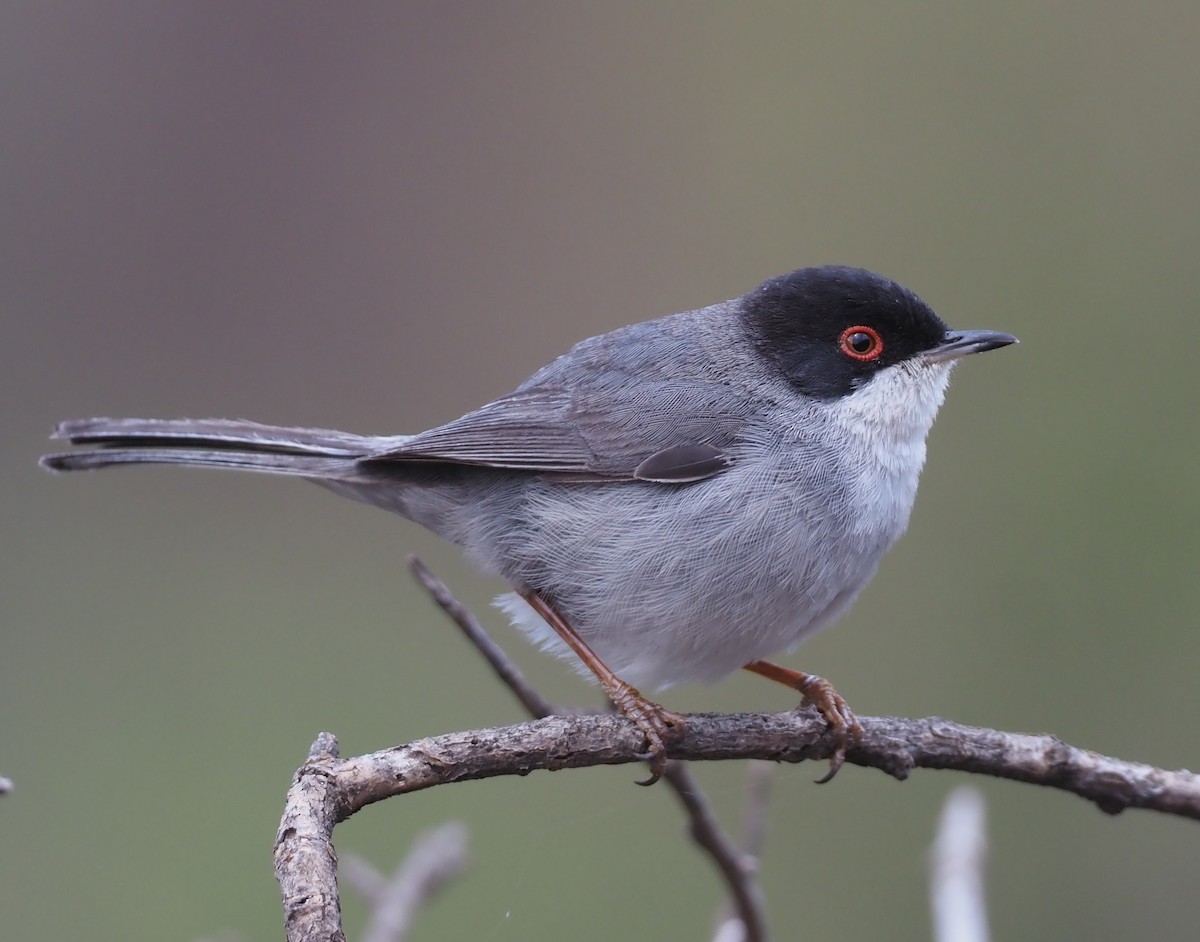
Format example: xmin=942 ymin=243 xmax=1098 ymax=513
xmin=4 ymin=4 xmax=1198 ymax=940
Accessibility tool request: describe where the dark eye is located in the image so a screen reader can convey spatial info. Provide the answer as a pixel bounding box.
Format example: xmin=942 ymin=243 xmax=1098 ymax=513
xmin=838 ymin=325 xmax=884 ymax=361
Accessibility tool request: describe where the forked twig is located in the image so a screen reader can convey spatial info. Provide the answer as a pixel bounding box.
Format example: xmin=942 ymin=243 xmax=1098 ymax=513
xmin=409 ymin=556 xmax=773 ymax=942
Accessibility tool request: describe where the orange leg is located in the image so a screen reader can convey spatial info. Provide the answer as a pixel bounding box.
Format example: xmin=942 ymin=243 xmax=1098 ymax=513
xmin=743 ymin=660 xmax=862 ymax=783
xmin=521 ymin=588 xmax=683 ymax=784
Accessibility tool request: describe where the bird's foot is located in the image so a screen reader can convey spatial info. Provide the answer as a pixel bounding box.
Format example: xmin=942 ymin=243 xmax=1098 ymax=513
xmin=741 ymin=660 xmax=863 ymax=783
xmin=795 ymin=673 xmax=863 ymax=783
xmin=607 ymin=680 xmax=685 ymax=785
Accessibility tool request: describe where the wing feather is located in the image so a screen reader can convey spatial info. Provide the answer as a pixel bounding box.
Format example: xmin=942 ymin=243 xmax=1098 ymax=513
xmin=368 ymin=382 xmax=753 ymax=482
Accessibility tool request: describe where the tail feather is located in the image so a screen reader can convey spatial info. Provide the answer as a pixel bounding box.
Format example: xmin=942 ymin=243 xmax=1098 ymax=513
xmin=49 ymin=417 xmax=373 ymax=454
xmin=41 ymin=448 xmax=359 ymax=476
xmin=41 ymin=417 xmax=391 ymax=477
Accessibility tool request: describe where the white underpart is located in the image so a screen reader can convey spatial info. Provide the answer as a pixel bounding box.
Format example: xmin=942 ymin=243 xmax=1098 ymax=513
xmin=498 ymin=357 xmax=958 ymax=690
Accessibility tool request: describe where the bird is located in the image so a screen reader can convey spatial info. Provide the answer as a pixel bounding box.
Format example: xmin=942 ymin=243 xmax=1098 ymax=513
xmin=42 ymin=265 xmax=1017 ymax=782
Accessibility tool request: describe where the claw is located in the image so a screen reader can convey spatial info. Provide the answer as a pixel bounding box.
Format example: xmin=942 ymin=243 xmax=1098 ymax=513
xmin=634 ymin=756 xmax=666 ymax=787
xmin=798 ymin=675 xmax=863 ymax=784
xmin=741 ymin=660 xmax=862 ymax=783
xmin=610 ymin=681 xmax=684 ymax=785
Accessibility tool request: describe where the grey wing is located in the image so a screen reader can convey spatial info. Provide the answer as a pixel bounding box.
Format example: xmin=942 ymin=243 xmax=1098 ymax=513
xmin=367 ymin=382 xmax=754 ymax=483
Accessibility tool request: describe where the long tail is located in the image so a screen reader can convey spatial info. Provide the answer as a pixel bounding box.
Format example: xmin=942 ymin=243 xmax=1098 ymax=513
xmin=40 ymin=417 xmax=390 ymax=478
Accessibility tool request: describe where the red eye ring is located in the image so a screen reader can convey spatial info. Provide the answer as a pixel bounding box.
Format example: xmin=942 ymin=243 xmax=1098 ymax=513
xmin=838 ymin=325 xmax=884 ymax=361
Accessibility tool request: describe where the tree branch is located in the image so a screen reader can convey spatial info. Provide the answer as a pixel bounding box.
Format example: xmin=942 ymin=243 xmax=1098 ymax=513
xmin=287 ymin=713 xmax=1200 ymax=823
xmin=274 ymin=732 xmax=346 ymax=942
xmin=273 ymin=564 xmax=1198 ymax=941
xmin=274 ymin=712 xmax=1199 ymax=939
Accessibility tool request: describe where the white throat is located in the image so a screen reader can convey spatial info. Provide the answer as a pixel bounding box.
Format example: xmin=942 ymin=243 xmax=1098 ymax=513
xmin=833 ymin=358 xmax=955 ymax=447
xmin=823 ymin=358 xmax=956 ymax=538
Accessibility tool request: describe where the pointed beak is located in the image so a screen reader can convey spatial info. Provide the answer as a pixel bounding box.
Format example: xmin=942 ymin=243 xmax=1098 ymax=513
xmin=922 ymin=329 xmax=1018 ymax=364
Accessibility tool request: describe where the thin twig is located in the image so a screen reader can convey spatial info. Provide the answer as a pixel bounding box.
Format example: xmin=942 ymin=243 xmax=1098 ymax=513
xmin=346 ymin=823 xmax=470 ymax=942
xmin=408 ymin=556 xmax=773 ymax=942
xmin=340 ymin=855 xmax=386 ymax=901
xmin=409 ymin=557 xmax=555 ymax=719
xmin=737 ymin=762 xmax=775 ymax=860
xmin=663 ymin=762 xmax=770 ymax=942
xmin=930 ymin=787 xmax=990 ymax=942
xmin=712 ymin=762 xmax=775 ymax=941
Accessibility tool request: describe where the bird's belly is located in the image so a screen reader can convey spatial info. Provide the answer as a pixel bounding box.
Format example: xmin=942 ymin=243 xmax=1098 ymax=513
xmin=492 ymin=459 xmax=914 ymax=690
